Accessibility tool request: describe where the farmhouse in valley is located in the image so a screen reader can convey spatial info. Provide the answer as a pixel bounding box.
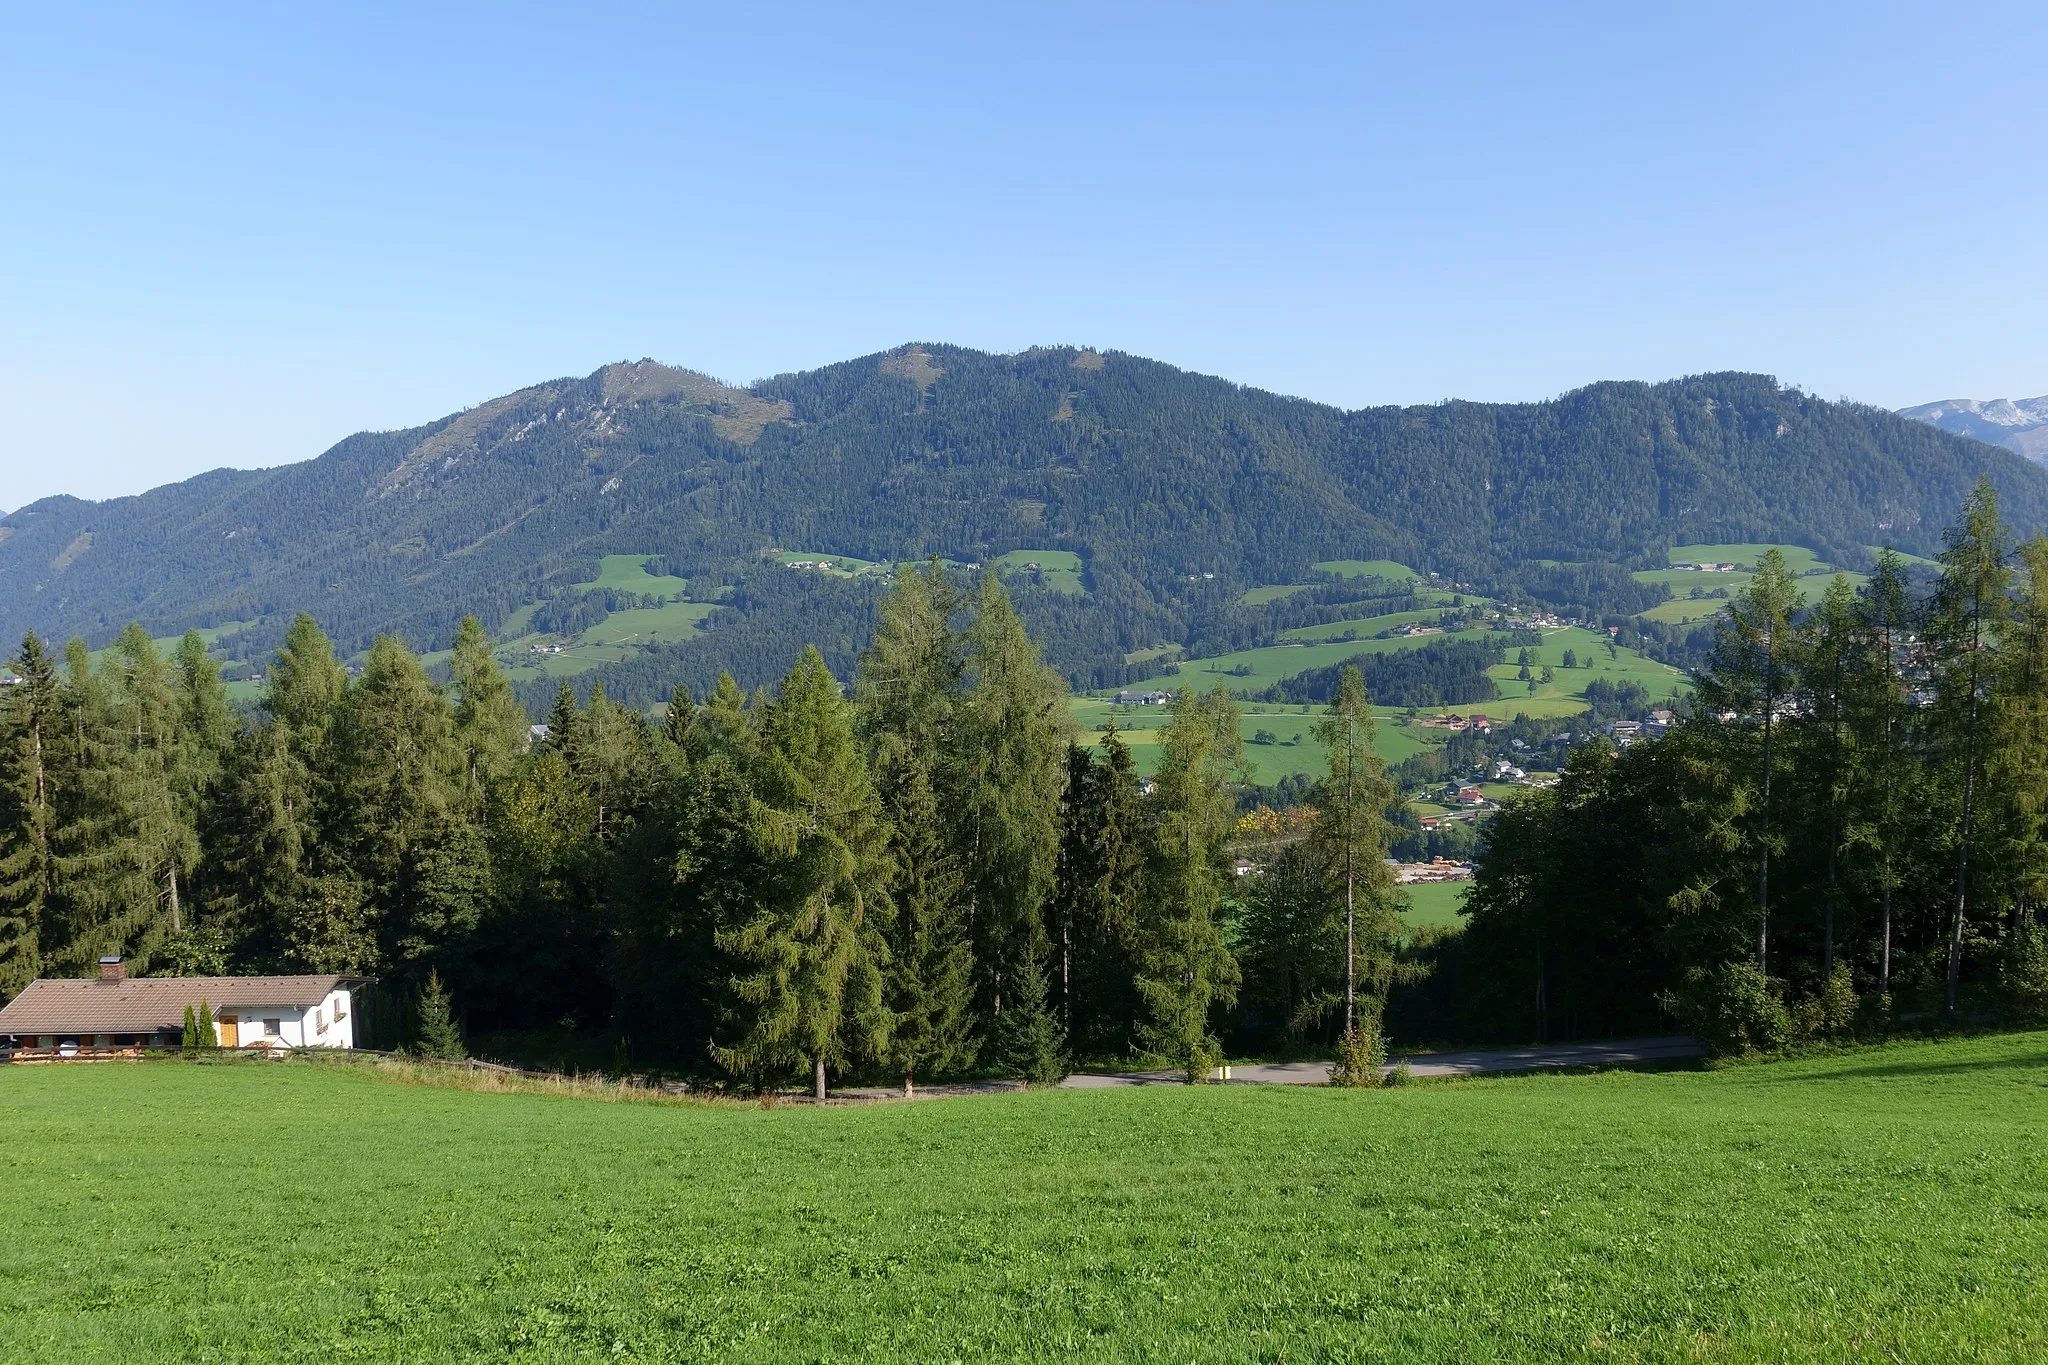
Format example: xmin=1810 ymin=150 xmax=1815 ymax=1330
xmin=0 ymin=958 xmax=359 ymax=1055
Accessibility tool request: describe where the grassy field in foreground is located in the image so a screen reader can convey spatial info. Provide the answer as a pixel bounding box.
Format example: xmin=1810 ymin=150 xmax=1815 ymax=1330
xmin=4 ymin=1035 xmax=2047 ymax=1361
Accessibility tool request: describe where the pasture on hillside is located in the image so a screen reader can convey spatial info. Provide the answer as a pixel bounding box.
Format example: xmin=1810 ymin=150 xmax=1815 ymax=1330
xmin=1632 ymin=543 xmax=1872 ymax=627
xmin=4 ymin=1034 xmax=2046 ymax=1360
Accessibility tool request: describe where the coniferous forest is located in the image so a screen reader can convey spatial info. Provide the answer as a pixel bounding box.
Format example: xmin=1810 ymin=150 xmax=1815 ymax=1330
xmin=0 ymin=565 xmax=1398 ymax=1087
xmin=6 ymin=489 xmax=2048 ymax=1078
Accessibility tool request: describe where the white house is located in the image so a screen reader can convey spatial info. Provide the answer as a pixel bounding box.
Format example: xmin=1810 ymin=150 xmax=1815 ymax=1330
xmin=0 ymin=958 xmax=360 ymax=1055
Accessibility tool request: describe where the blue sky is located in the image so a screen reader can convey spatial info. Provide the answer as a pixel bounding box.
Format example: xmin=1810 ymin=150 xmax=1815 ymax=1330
xmin=2 ymin=2 xmax=2044 ymax=509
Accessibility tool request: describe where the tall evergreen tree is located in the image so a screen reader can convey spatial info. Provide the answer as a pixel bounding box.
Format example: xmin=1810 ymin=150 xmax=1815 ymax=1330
xmin=712 ymin=648 xmax=892 ymax=1097
xmin=953 ymin=573 xmax=1070 ymax=1019
xmin=1310 ymin=664 xmax=1399 ymax=1037
xmin=267 ymin=613 xmax=348 ymax=765
xmin=1930 ymin=480 xmax=2011 ymax=1015
xmin=1135 ymin=686 xmax=1242 ymax=1080
xmin=1052 ymin=729 xmax=1146 ymax=1059
xmin=1795 ymin=576 xmax=1859 ymax=982
xmin=205 ymin=717 xmax=319 ymax=967
xmin=1989 ymin=536 xmax=2048 ymax=933
xmin=1846 ymin=550 xmax=1917 ymax=996
xmin=450 ymin=614 xmax=527 ymax=803
xmin=1697 ymin=547 xmax=1799 ymax=973
xmin=880 ymin=761 xmax=977 ymax=1094
xmin=0 ymin=634 xmax=61 ymax=997
xmin=65 ymin=625 xmax=202 ymax=963
xmin=856 ymin=563 xmax=975 ymax=1093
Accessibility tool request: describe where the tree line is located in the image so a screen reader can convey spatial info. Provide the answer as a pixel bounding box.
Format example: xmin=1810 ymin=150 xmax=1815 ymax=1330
xmin=0 ymin=566 xmax=1410 ymax=1090
xmin=1451 ymin=482 xmax=2048 ymax=1050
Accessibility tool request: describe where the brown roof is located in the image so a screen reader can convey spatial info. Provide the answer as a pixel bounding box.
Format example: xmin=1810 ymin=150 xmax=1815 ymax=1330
xmin=0 ymin=976 xmax=351 ymax=1036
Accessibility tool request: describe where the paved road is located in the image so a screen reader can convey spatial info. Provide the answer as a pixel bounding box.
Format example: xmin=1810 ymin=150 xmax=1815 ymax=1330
xmin=1060 ymin=1035 xmax=1702 ymax=1088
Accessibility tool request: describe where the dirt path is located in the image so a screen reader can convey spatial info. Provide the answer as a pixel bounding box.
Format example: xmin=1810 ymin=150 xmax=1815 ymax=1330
xmin=1060 ymin=1036 xmax=1702 ymax=1087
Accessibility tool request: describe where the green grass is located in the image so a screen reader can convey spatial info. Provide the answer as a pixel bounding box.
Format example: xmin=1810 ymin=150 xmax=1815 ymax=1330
xmin=576 ymin=554 xmax=690 ymax=598
xmin=1312 ymin=558 xmax=1417 ymax=582
xmin=1241 ymin=583 xmax=1312 ymax=605
xmin=1668 ymin=543 xmax=1828 ymax=575
xmin=1399 ymin=877 xmax=1469 ymax=929
xmin=992 ymin=549 xmax=1087 ymax=595
xmin=7 ymin=1036 xmax=2048 ymax=1359
xmin=1634 ymin=546 xmax=1869 ymax=626
xmin=1112 ymin=629 xmax=1502 ymax=696
xmin=579 ymin=600 xmax=720 ymax=646
xmin=1279 ymin=605 xmax=1455 ymax=643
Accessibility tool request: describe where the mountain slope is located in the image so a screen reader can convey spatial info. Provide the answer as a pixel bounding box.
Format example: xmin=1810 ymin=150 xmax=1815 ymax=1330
xmin=1898 ymin=395 xmax=2048 ymax=464
xmin=4 ymin=347 xmax=2044 ymax=696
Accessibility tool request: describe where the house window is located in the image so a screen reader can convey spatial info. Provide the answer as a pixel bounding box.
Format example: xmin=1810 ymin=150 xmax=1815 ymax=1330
xmin=315 ymin=1009 xmax=327 ymax=1034
xmin=263 ymin=1018 xmax=281 ymax=1037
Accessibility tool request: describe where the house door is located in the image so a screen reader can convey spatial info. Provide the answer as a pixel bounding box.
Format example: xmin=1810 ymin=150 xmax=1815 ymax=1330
xmin=218 ymin=1015 xmax=239 ymax=1048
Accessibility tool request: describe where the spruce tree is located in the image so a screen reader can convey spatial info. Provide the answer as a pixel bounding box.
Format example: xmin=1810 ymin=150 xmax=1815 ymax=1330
xmin=1053 ymin=731 xmax=1145 ymax=1059
xmin=953 ymin=573 xmax=1070 ymax=1021
xmin=712 ymin=648 xmax=893 ymax=1097
xmin=1135 ymin=686 xmax=1242 ymax=1081
xmin=988 ymin=949 xmax=1068 ymax=1084
xmin=414 ymin=969 xmax=465 ymax=1060
xmin=0 ymin=634 xmax=60 ymax=997
xmin=857 ymin=562 xmax=975 ymax=1094
xmin=881 ymin=760 xmax=977 ymax=1095
xmin=196 ymin=998 xmax=217 ymax=1048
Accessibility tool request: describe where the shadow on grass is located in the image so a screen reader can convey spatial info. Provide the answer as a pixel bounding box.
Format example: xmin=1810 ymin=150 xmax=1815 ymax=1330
xmin=1756 ymin=1047 xmax=2048 ymax=1085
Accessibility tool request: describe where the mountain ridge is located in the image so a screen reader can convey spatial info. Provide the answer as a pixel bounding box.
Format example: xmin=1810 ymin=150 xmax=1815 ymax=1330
xmin=5 ymin=345 xmax=2045 ymax=697
xmin=1898 ymin=394 xmax=2048 ymax=464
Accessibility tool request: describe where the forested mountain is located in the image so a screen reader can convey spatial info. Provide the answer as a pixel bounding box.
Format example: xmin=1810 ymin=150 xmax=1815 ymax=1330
xmin=5 ymin=346 xmax=2043 ymax=701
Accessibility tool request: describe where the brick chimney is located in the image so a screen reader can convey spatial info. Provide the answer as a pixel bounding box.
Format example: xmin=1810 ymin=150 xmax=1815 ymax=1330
xmin=97 ymin=955 xmax=125 ymax=982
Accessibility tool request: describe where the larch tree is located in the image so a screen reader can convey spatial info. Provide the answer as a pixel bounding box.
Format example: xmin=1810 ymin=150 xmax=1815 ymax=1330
xmin=450 ymin=614 xmax=528 ymax=804
xmin=0 ymin=634 xmax=61 ymax=997
xmin=267 ymin=613 xmax=349 ymax=769
xmin=1310 ymin=664 xmax=1399 ymax=1040
xmin=1929 ymin=480 xmax=2012 ymax=1016
xmin=1696 ymin=547 xmax=1800 ymax=974
xmin=1989 ymin=536 xmax=2048 ymax=933
xmin=713 ymin=647 xmax=893 ymax=1098
xmin=68 ymin=625 xmax=203 ymax=961
xmin=1844 ymin=551 xmax=1918 ymax=997
xmin=1136 ymin=685 xmax=1243 ymax=1081
xmin=1795 ymin=576 xmax=1859 ymax=983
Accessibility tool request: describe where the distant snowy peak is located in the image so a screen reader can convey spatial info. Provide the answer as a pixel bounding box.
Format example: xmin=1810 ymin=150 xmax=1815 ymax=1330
xmin=1899 ymin=395 xmax=2048 ymax=464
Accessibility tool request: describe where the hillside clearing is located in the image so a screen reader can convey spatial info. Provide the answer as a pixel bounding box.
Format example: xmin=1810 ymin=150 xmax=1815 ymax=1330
xmin=4 ymin=1034 xmax=2046 ymax=1360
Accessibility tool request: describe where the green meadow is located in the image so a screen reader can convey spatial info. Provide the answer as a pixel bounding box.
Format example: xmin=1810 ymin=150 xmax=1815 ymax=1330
xmin=1312 ymin=558 xmax=1418 ymax=583
xmin=1633 ymin=545 xmax=1871 ymax=626
xmin=578 ymin=554 xmax=691 ymax=598
xmin=992 ymin=549 xmax=1086 ymax=595
xmin=1398 ymin=877 xmax=1469 ymax=929
xmin=6 ymin=1034 xmax=2047 ymax=1361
